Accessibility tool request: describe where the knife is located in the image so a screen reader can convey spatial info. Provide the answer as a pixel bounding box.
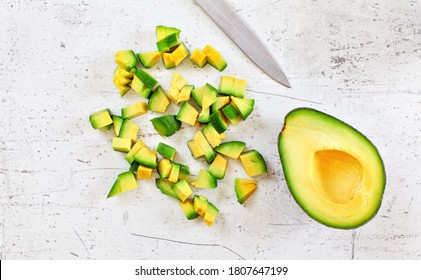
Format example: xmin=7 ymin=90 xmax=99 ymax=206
xmin=194 ymin=0 xmax=290 ymax=88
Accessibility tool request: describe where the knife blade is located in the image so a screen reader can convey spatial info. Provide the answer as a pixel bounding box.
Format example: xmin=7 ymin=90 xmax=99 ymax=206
xmin=194 ymin=0 xmax=290 ymax=88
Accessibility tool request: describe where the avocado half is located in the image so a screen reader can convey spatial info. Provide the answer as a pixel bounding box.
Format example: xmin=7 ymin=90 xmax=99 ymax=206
xmin=278 ymin=108 xmax=386 ymax=229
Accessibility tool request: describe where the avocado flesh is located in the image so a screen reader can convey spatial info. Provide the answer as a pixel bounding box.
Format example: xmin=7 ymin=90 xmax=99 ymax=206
xmin=278 ymin=108 xmax=386 ymax=229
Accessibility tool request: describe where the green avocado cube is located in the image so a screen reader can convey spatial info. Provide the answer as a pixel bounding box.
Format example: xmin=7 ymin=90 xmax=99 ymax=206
xmin=89 ymin=109 xmax=113 ymax=130
xmin=111 ymin=137 xmax=132 ymax=153
xmin=168 ymin=162 xmax=180 ymax=183
xmin=157 ymin=142 xmax=176 ymax=161
xmin=176 ymin=102 xmax=199 ymax=126
xmin=107 ymin=171 xmax=137 ymax=198
xmin=208 ymin=154 xmax=228 ymax=179
xmin=179 ymin=199 xmax=199 ymax=220
xmin=150 ymin=115 xmax=181 ymax=137
xmin=211 ymin=96 xmax=230 ymax=112
xmin=214 ymin=141 xmax=246 ymax=159
xmin=118 ymin=119 xmax=139 ymax=143
xmin=121 ymin=102 xmax=148 ymax=119
xmin=115 ymin=50 xmax=137 ymax=71
xmin=193 ymin=131 xmax=215 ymax=163
xmin=156 ymin=33 xmax=180 ymax=52
xmin=155 ymin=179 xmax=178 ymax=199
xmin=131 ymin=75 xmax=152 ymax=99
xmin=148 ymin=86 xmax=171 ymax=113
xmin=125 ymin=140 xmax=146 ymax=164
xmin=157 ymin=159 xmax=172 ymax=179
xmin=204 ymin=202 xmax=219 ymax=226
xmin=191 ymin=169 xmax=217 ymax=189
xmin=135 ymin=69 xmax=158 ymax=89
xmin=239 ymin=150 xmax=267 ymax=177
xmin=137 ymin=51 xmax=161 ymax=68
xmin=209 ymin=111 xmax=228 ymax=133
xmin=134 ymin=147 xmax=157 ymax=169
xmin=235 ymin=178 xmax=257 ymax=204
xmin=198 ymin=107 xmax=210 ymax=124
xmin=156 ymin=25 xmax=181 ymax=41
xmin=171 ymin=180 xmax=193 ymax=202
xmin=231 ymin=96 xmax=255 ymax=120
xmin=193 ymin=195 xmax=208 ymax=216
xmin=112 ymin=115 xmax=123 ymax=136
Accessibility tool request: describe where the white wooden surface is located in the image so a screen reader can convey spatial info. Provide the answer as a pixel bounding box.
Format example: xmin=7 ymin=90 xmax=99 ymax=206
xmin=0 ymin=0 xmax=420 ymax=260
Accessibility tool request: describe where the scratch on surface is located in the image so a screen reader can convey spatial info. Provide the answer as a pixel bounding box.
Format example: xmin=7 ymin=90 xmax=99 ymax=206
xmin=130 ymin=233 xmax=245 ymax=260
xmin=351 ymin=230 xmax=356 ymax=260
xmin=74 ymin=230 xmax=90 ymax=258
xmin=247 ymin=89 xmax=324 ymax=105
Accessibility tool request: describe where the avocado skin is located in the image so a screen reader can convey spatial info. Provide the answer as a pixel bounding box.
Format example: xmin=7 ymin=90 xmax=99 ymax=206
xmin=278 ymin=107 xmax=386 ymax=229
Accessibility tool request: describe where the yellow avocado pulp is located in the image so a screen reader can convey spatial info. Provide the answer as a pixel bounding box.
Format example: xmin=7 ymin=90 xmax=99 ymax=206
xmin=313 ymin=150 xmax=362 ymax=205
xmin=278 ymin=108 xmax=386 ymax=229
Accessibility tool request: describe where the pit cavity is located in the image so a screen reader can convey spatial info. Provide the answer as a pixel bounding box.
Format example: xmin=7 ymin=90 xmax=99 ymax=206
xmin=312 ymin=149 xmax=363 ymax=204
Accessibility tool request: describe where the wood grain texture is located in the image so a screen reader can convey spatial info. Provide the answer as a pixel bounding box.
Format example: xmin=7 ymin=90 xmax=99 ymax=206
xmin=0 ymin=0 xmax=420 ymax=259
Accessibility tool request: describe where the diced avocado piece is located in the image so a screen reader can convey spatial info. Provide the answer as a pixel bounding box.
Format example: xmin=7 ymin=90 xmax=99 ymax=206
xmin=157 ymin=142 xmax=176 ymax=161
xmin=156 ymin=25 xmax=181 ymax=41
xmin=135 ymin=69 xmax=158 ymax=89
xmin=137 ymin=165 xmax=154 ymax=179
xmin=193 ymin=195 xmax=208 ymax=216
xmin=233 ymin=78 xmax=246 ymax=98
xmin=171 ymin=72 xmax=188 ymax=91
xmin=121 ymin=102 xmax=148 ymax=119
xmin=222 ymin=103 xmax=242 ymax=125
xmin=156 ymin=25 xmax=167 ymax=41
xmin=177 ymin=85 xmax=194 ymax=104
xmin=202 ymin=45 xmax=227 ymax=71
xmin=190 ymin=48 xmax=207 ymax=67
xmin=116 ymin=66 xmax=135 ymax=79
xmin=191 ymin=169 xmax=217 ymax=189
xmin=191 ymin=86 xmax=204 ymax=107
xmin=115 ymin=50 xmax=137 ymax=71
xmin=235 ymin=178 xmax=257 ymax=204
xmin=150 ymin=115 xmax=181 ymax=137
xmin=202 ymin=83 xmax=218 ymax=109
xmin=209 ymin=111 xmax=228 ymax=133
xmin=214 ymin=141 xmax=246 ymax=159
xmin=134 ymin=147 xmax=157 ymax=169
xmin=137 ymin=51 xmax=162 ymax=68
xmin=118 ymin=119 xmax=139 ymax=143
xmin=162 ymin=53 xmax=176 ymax=69
xmin=148 ymin=86 xmax=171 ymax=113
xmin=171 ymin=180 xmax=193 ymax=202
xmin=156 ymin=33 xmax=180 ymax=53
xmin=231 ymin=96 xmax=255 ymax=120
xmin=179 ymin=199 xmax=199 ymax=220
xmin=202 ymin=123 xmax=224 ymax=148
xmin=178 ymin=164 xmax=190 ymax=181
xmin=167 ymin=88 xmax=179 ymax=104
xmin=115 ymin=83 xmax=131 ymax=97
xmin=176 ymin=102 xmax=199 ymax=126
xmin=193 ymin=131 xmax=216 ymax=163
xmin=168 ymin=162 xmax=180 ymax=183
xmin=112 ymin=115 xmax=123 ymax=136
xmin=129 ymin=161 xmax=140 ymax=174
xmin=203 ymin=202 xmax=219 ymax=226
xmin=239 ymin=150 xmax=267 ymax=176
xmin=171 ymin=42 xmax=189 ymax=66
xmin=131 ymin=75 xmax=152 ymax=99
xmin=157 ymin=158 xmax=172 ymax=179
xmin=155 ymin=178 xmax=178 ymax=199
xmin=89 ymin=109 xmax=113 ymax=130
xmin=218 ymin=76 xmax=246 ymax=98
xmin=222 ymin=103 xmax=241 ymax=124
xmin=125 ymin=140 xmax=147 ymax=164
xmin=218 ymin=75 xmax=235 ymax=96
xmin=113 ymin=71 xmax=132 ymax=86
xmin=107 ymin=171 xmax=137 ymax=198
xmin=211 ymin=96 xmax=230 ymax=113
xmin=187 ymin=139 xmax=205 ymax=159
xmin=197 ymin=107 xmax=210 ymax=124
xmin=208 ymin=154 xmax=228 ymax=179
xmin=111 ymin=137 xmax=132 ymax=152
